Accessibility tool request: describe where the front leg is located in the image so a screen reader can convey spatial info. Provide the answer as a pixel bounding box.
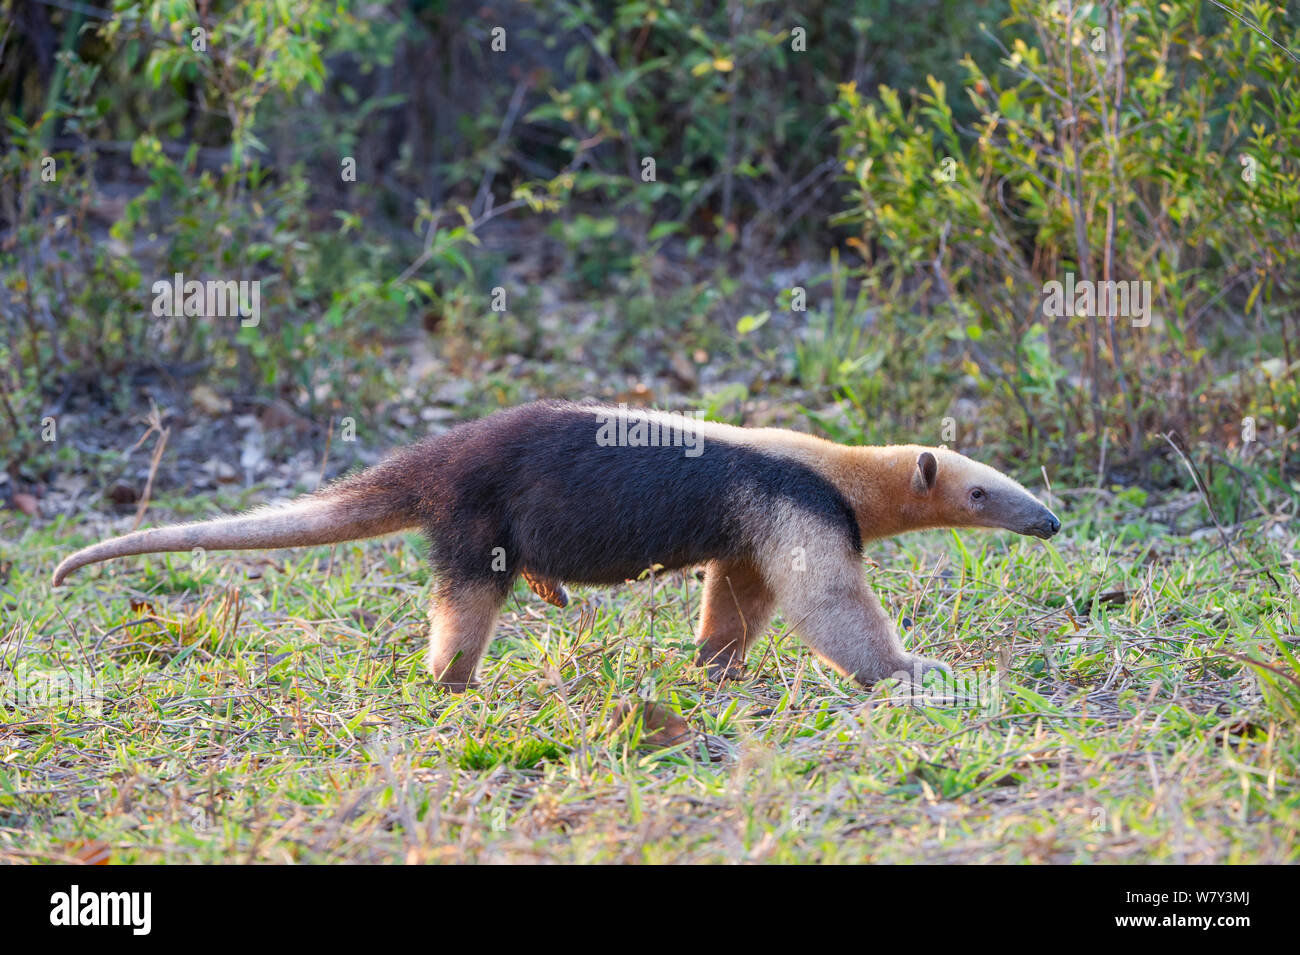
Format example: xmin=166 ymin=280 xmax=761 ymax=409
xmin=694 ymin=559 xmax=775 ymax=680
xmin=766 ymin=551 xmax=947 ymax=686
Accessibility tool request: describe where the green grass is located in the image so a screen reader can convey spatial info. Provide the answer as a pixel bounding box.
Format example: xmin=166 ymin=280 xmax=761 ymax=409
xmin=1 ymin=492 xmax=1297 ymax=863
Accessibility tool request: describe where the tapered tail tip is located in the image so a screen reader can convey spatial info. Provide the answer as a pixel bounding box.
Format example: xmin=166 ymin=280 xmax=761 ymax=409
xmin=52 ymin=557 xmax=78 ymax=587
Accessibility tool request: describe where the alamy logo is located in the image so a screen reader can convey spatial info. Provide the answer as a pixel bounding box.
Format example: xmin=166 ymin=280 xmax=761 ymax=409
xmin=1042 ymin=271 xmax=1151 ymax=327
xmin=49 ymin=885 xmax=151 ymax=935
xmin=885 ymin=668 xmax=1004 ymax=709
xmin=151 ymin=272 xmax=260 ymax=327
xmin=1 ymin=662 xmax=101 ymax=714
xmin=595 ymin=404 xmax=705 ymax=458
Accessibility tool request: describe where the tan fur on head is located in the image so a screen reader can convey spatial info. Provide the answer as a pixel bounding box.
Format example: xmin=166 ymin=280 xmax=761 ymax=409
xmin=915 ymin=447 xmax=1060 ymax=539
xmin=818 ymin=445 xmax=1060 ymax=541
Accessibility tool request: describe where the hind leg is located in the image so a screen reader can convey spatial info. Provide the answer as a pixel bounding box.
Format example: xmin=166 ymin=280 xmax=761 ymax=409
xmin=694 ymin=559 xmax=775 ymax=680
xmin=427 ymin=579 xmax=508 ymax=691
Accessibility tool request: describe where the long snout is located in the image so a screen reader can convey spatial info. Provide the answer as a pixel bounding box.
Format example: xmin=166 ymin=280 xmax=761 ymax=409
xmin=1023 ymin=507 xmax=1061 ymax=539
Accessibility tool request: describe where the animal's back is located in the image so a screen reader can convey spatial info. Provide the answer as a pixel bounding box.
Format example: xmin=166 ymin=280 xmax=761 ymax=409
xmin=418 ymin=401 xmax=858 ymax=584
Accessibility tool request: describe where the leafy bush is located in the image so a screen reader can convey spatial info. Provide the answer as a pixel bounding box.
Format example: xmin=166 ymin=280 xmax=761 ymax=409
xmin=831 ymin=0 xmax=1300 ymax=481
xmin=0 ymin=1 xmax=478 ymax=478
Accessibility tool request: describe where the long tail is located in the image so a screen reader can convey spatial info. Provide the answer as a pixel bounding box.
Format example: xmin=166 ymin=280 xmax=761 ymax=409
xmin=52 ymin=467 xmax=424 ymax=586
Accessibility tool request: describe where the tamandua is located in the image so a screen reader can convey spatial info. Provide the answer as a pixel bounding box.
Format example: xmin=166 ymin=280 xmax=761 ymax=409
xmin=53 ymin=400 xmax=1060 ymax=690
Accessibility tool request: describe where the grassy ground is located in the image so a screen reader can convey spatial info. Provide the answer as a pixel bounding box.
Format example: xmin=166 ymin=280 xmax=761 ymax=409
xmin=1 ymin=489 xmax=1297 ymax=864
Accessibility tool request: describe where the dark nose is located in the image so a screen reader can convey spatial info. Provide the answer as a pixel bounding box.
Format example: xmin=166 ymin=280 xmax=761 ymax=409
xmin=1027 ymin=510 xmax=1061 ymax=539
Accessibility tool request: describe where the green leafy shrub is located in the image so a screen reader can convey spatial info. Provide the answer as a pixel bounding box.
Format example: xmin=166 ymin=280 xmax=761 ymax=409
xmin=0 ymin=1 xmax=479 ymax=477
xmin=831 ymin=0 xmax=1300 ymax=480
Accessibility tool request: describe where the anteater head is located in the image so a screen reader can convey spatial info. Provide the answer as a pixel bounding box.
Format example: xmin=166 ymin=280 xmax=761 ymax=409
xmin=907 ymin=447 xmax=1060 ymax=539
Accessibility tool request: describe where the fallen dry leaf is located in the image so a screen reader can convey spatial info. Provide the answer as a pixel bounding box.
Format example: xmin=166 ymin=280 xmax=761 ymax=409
xmin=68 ymin=840 xmax=111 ymax=864
xmin=609 ymin=698 xmax=692 ymax=748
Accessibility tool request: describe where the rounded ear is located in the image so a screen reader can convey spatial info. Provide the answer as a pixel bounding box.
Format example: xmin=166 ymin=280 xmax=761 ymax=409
xmin=914 ymin=451 xmax=938 ymax=493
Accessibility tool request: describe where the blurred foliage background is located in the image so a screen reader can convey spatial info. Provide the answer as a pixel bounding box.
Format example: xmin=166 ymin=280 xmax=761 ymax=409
xmin=1 ymin=0 xmax=1297 ymax=511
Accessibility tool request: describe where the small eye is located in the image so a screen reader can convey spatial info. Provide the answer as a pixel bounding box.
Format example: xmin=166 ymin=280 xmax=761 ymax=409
xmin=970 ymin=488 xmax=985 ymax=502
